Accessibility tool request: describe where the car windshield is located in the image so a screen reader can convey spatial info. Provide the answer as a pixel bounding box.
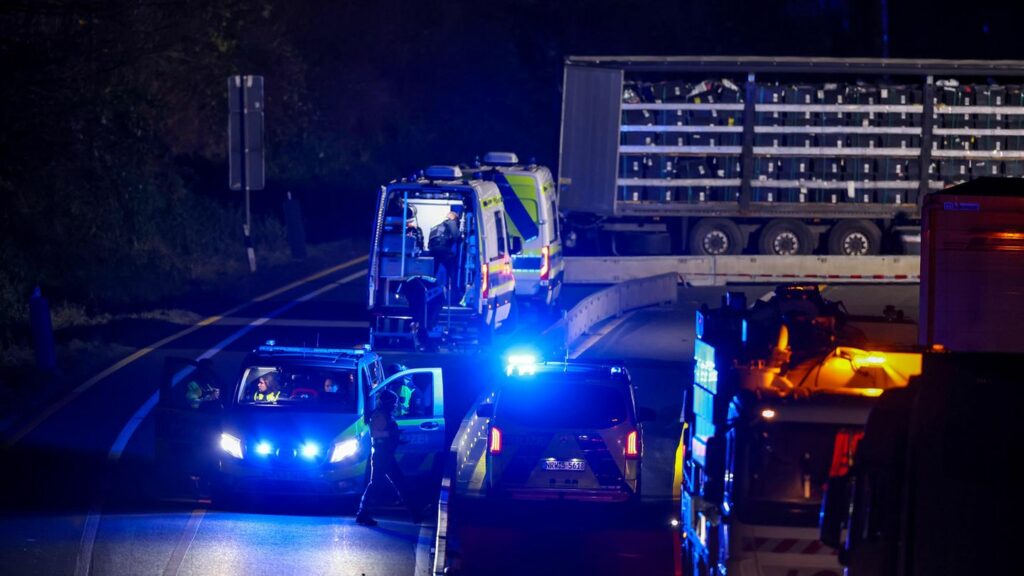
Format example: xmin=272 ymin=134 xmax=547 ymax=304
xmin=497 ymin=378 xmax=628 ymax=429
xmin=236 ymin=365 xmax=359 ymax=413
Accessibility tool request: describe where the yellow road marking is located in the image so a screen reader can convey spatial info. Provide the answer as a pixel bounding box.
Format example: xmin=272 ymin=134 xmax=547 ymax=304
xmin=4 ymin=255 xmax=369 ymax=448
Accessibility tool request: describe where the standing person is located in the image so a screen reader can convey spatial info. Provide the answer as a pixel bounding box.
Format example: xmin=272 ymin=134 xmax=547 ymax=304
xmin=355 ymin=390 xmax=420 ymax=526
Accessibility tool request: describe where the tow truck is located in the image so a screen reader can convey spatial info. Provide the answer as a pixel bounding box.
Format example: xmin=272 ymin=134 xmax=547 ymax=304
xmin=679 ymin=284 xmax=921 ymax=576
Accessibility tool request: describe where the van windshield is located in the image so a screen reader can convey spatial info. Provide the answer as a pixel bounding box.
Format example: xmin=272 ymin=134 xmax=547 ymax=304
xmin=236 ymin=365 xmax=359 ymax=413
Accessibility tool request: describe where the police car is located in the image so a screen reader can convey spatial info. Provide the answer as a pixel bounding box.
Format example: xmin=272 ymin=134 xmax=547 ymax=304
xmin=476 ymin=356 xmax=654 ymax=502
xmin=154 ymin=343 xmax=445 ymax=500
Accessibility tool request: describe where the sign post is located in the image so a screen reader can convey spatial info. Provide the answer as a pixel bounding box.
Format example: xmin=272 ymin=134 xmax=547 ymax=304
xmin=228 ymin=75 xmax=265 ymax=272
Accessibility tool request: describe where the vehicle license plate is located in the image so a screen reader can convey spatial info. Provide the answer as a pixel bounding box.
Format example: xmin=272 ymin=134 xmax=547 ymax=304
xmin=542 ymin=460 xmax=585 ymax=471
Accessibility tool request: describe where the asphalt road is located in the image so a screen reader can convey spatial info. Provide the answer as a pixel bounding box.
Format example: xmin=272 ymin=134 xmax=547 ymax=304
xmin=0 ymin=262 xmax=918 ymax=576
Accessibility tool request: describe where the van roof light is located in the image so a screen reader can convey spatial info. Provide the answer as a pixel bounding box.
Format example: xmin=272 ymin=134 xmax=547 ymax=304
xmin=424 ymin=165 xmax=462 ymax=180
xmin=483 ymin=151 xmax=519 ymax=166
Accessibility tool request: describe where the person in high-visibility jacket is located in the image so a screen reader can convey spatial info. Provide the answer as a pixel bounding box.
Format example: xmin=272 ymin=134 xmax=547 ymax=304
xmin=253 ymin=372 xmax=281 ymax=402
xmin=355 ymin=389 xmax=419 ymax=526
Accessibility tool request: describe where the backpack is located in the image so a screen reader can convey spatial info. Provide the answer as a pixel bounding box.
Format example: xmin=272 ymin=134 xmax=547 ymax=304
xmin=428 ymin=222 xmax=453 ymax=252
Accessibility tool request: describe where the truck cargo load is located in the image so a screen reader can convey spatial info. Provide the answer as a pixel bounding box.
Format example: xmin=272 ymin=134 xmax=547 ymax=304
xmin=558 ymin=56 xmax=1024 ymax=256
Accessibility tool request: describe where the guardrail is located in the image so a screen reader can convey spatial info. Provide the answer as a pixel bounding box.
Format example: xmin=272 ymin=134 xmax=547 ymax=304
xmin=554 ymin=272 xmax=679 ymax=352
xmin=564 ymin=255 xmax=920 ymax=286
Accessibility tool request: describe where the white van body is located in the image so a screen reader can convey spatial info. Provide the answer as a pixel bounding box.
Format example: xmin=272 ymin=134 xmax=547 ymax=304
xmin=369 ymin=166 xmax=528 ymax=347
xmin=471 ymin=153 xmax=563 ymax=306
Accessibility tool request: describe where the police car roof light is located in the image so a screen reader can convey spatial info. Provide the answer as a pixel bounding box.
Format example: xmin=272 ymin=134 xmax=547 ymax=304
xmin=424 ymin=165 xmax=463 ymax=180
xmin=483 ymin=151 xmax=519 ymax=166
xmin=506 ymin=354 xmax=538 ymax=376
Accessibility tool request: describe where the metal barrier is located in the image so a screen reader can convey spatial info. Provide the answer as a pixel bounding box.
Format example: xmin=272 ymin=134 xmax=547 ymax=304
xmin=564 ymin=255 xmax=920 ymax=286
xmin=561 ymin=272 xmax=679 ymax=351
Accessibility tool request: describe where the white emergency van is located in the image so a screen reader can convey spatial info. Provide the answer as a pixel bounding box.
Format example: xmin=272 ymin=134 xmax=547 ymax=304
xmin=469 ymin=152 xmax=563 ymax=307
xmin=368 ymin=166 xmax=535 ymax=348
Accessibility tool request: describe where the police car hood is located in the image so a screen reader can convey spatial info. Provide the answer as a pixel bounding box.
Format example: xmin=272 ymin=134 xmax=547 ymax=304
xmin=223 ymin=409 xmax=363 ymax=446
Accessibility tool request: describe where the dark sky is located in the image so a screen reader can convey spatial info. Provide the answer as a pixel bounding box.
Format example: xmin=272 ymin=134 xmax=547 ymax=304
xmin=3 ymin=0 xmax=1024 ymax=312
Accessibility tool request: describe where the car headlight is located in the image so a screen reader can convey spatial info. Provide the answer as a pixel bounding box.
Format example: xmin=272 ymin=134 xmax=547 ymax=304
xmin=329 ymin=439 xmax=359 ymax=463
xmin=220 ymin=433 xmax=243 ymax=459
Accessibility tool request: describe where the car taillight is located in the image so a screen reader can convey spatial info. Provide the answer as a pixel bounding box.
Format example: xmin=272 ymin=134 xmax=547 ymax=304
xmin=481 ymin=263 xmax=489 ymax=299
xmin=625 ymin=430 xmax=639 ymax=459
xmin=540 ymin=246 xmax=550 ymax=281
xmin=489 ymin=426 xmax=503 ymax=455
xmin=829 ymin=428 xmax=864 ymax=477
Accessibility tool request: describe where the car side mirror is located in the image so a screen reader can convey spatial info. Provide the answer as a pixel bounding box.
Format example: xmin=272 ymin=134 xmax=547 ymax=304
xmin=820 ymin=474 xmax=850 ymax=554
xmin=476 ymin=403 xmax=494 ymax=418
xmin=638 ymin=407 xmax=657 ymax=422
xmin=510 ymin=236 xmax=523 ymax=255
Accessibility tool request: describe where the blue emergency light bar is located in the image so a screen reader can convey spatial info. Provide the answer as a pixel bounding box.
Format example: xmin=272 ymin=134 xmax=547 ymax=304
xmin=257 ymin=343 xmax=367 ymax=356
xmin=483 ymin=151 xmax=520 ymax=165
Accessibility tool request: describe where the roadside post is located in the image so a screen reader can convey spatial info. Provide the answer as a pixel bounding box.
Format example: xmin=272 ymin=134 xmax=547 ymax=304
xmin=228 ymin=75 xmax=265 ymax=273
xmin=29 ymin=287 xmax=56 ymax=374
xmin=283 ymin=191 xmax=308 ymax=260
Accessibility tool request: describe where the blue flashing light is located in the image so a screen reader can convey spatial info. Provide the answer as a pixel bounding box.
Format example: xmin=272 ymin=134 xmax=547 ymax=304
xmin=610 ymin=366 xmax=624 ymax=375
xmin=300 ymin=442 xmax=321 ymax=459
xmin=255 ymin=441 xmax=274 ymax=456
xmin=506 ymin=353 xmax=538 ymax=376
xmin=741 ymin=319 xmax=748 ymax=343
xmin=266 ymin=339 xmax=276 ymax=346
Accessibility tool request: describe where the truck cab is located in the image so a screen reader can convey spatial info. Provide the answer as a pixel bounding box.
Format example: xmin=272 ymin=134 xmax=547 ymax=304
xmin=369 ymin=166 xmax=534 ymax=348
xmin=469 ymin=152 xmax=563 ymax=307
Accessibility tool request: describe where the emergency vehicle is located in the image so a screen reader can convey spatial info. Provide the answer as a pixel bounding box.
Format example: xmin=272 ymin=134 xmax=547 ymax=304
xmin=476 ymin=356 xmax=654 ymax=502
xmin=468 ymin=152 xmax=564 ymax=307
xmin=154 ymin=343 xmax=445 ymax=500
xmin=679 ymin=285 xmax=921 ymax=576
xmin=368 ymin=166 xmax=537 ymax=348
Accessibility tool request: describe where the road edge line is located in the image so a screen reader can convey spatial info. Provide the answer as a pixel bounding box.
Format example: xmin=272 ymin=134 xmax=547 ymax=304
xmin=73 ymin=270 xmax=367 ymax=576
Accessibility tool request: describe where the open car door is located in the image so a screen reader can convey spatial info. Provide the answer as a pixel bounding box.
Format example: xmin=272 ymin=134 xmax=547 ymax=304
xmin=154 ymin=357 xmax=223 ymax=495
xmin=371 ymin=367 xmax=445 ymax=477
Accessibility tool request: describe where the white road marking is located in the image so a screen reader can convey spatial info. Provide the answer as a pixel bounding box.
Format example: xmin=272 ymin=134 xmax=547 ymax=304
xmin=5 ymin=254 xmax=368 ymax=448
xmin=161 ymin=509 xmax=206 ymax=576
xmin=73 ymin=268 xmax=367 ymax=576
xmin=414 ymin=522 xmax=434 ymax=576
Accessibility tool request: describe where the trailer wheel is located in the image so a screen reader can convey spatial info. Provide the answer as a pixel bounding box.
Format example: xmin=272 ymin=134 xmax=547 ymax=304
xmin=689 ymin=218 xmax=743 ymax=256
xmin=758 ymin=219 xmax=813 ymax=256
xmin=828 ymin=220 xmax=882 ymax=256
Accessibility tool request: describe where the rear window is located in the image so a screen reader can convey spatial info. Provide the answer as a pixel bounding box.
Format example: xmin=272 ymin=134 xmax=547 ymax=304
xmin=497 ymin=381 xmax=628 ymax=429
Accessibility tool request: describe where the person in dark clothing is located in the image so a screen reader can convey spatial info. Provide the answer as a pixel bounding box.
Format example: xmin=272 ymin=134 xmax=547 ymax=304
xmin=356 ymin=390 xmax=420 ymax=526
xmin=397 ymin=275 xmax=443 ymax=350
xmin=429 ymin=211 xmax=461 ymax=290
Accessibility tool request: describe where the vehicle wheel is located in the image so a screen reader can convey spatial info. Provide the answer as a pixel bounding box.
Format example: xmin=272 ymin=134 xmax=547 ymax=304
xmin=828 ymin=220 xmax=882 ymax=256
xmin=689 ymin=218 xmax=743 ymax=256
xmin=758 ymin=219 xmax=814 ymax=255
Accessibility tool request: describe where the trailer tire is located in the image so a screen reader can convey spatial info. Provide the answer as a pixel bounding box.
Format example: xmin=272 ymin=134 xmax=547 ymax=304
xmin=828 ymin=219 xmax=882 ymax=256
xmin=689 ymin=218 xmax=743 ymax=256
xmin=758 ymin=219 xmax=814 ymax=255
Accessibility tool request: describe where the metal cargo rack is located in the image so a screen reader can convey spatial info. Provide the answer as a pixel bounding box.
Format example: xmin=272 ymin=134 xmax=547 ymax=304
xmin=562 ymin=56 xmax=1024 ymax=219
